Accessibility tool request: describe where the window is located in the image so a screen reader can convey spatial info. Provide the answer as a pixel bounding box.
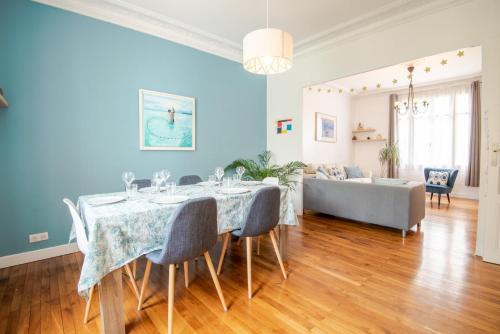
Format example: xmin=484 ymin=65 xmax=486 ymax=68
xmin=397 ymin=84 xmax=471 ymax=174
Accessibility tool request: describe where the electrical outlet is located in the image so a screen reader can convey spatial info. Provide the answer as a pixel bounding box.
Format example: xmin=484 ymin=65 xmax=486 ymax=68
xmin=29 ymin=232 xmax=49 ymax=243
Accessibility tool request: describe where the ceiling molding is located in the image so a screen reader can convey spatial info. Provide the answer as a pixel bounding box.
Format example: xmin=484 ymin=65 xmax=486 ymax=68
xmin=295 ymin=0 xmax=471 ymax=57
xmin=33 ymin=0 xmax=470 ymax=64
xmin=33 ymin=0 xmax=243 ymax=62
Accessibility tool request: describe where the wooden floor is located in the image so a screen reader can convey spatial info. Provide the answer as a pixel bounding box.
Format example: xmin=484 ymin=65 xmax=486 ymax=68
xmin=1 ymin=197 xmax=500 ymax=333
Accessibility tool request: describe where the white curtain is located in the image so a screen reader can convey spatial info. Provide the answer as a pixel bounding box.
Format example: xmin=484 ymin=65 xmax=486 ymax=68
xmin=397 ymin=84 xmax=471 ymax=184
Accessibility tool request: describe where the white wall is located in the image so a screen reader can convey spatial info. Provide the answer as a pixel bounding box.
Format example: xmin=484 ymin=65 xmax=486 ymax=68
xmin=352 ymin=93 xmax=391 ymax=176
xmin=266 ymin=0 xmax=500 ymax=257
xmin=302 ymin=87 xmax=352 ymax=164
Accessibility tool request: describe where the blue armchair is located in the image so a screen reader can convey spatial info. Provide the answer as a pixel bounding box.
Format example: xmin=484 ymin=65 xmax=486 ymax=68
xmin=424 ymin=168 xmax=459 ymax=207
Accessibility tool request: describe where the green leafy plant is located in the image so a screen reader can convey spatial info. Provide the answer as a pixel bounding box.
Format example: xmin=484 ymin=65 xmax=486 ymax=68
xmin=379 ymin=143 xmax=400 ymax=178
xmin=225 ymin=150 xmax=306 ymax=189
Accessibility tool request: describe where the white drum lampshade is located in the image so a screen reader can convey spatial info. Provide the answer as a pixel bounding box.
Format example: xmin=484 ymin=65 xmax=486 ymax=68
xmin=243 ymin=28 xmax=293 ymax=75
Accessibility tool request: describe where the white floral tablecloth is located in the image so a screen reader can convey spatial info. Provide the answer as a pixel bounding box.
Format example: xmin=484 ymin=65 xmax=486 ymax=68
xmin=72 ymin=184 xmax=298 ymax=296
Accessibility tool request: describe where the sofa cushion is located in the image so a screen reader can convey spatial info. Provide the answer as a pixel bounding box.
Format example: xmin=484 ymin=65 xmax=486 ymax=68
xmin=329 ymin=166 xmax=346 ymax=180
xmin=316 ymin=169 xmax=329 ymax=179
xmin=304 ymin=163 xmax=319 ymax=174
xmin=344 ymin=166 xmax=364 ymax=179
xmin=427 ymin=171 xmax=449 ymax=186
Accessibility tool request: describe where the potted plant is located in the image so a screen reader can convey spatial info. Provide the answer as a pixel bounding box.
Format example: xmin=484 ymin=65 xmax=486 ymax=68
xmin=378 ymin=143 xmax=400 ymax=178
xmin=225 ymin=151 xmax=306 ymax=190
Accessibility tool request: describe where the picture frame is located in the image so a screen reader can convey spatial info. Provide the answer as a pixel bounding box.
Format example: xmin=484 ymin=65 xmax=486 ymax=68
xmin=139 ymin=89 xmax=195 ymax=151
xmin=315 ymin=112 xmax=337 ymax=143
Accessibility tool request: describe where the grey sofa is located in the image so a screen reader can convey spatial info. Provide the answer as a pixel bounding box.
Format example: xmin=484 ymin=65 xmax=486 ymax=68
xmin=303 ymin=178 xmax=425 ymax=237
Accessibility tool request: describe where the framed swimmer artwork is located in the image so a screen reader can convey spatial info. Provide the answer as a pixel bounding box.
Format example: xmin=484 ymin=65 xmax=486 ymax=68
xmin=139 ymin=89 xmax=195 ymax=151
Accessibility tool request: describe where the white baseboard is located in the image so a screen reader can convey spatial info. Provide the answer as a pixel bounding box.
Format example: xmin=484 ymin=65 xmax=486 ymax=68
xmin=0 ymin=243 xmax=79 ymax=269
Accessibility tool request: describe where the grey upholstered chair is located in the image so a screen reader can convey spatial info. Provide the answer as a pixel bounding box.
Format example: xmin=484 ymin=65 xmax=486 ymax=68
xmin=137 ymin=197 xmax=227 ymax=334
xmin=178 ymin=174 xmax=203 ymax=186
xmin=424 ymin=168 xmax=459 ymax=207
xmin=217 ymin=186 xmax=287 ymax=299
xmin=132 ymin=179 xmax=152 ymax=189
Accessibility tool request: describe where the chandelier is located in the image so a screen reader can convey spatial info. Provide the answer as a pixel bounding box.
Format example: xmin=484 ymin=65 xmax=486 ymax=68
xmin=394 ymin=65 xmax=430 ymax=115
xmin=242 ymin=0 xmax=293 ymax=75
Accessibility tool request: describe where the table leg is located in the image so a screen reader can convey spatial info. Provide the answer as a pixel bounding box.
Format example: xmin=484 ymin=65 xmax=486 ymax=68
xmin=279 ymin=225 xmax=288 ymax=262
xmin=99 ymin=269 xmax=125 ymax=334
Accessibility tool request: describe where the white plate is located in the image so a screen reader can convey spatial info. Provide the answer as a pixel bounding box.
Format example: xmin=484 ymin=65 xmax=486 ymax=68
xmin=138 ymin=186 xmax=166 ymax=193
xmin=240 ymin=181 xmax=262 ymax=186
xmin=87 ymin=195 xmax=126 ymax=206
xmin=219 ymin=187 xmax=251 ymax=195
xmin=151 ymin=196 xmax=189 ymax=205
xmin=197 ymin=181 xmax=218 ymax=186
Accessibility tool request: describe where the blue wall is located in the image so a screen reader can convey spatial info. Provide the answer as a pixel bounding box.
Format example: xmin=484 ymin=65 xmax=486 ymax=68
xmin=0 ymin=0 xmax=266 ymax=256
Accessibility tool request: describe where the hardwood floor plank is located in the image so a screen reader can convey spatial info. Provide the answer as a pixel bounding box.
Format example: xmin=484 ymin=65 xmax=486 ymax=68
xmin=2 ymin=197 xmax=500 ymax=333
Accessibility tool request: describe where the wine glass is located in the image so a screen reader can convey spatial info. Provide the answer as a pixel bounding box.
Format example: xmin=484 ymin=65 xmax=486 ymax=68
xmin=215 ymin=167 xmax=224 ymax=185
xmin=152 ymin=172 xmax=162 ymax=193
xmin=161 ymin=169 xmax=171 ymax=184
xmin=236 ymin=166 xmax=245 ymax=181
xmin=122 ymin=172 xmax=135 ymax=188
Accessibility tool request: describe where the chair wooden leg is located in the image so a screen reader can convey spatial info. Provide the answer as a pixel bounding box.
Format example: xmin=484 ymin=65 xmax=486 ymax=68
xmin=430 ymin=192 xmax=434 ymax=201
xmin=204 ymin=252 xmax=228 ymax=311
xmin=168 ymin=264 xmax=176 ymax=334
xmin=83 ymin=285 xmax=95 ymax=324
xmin=257 ymin=236 xmax=261 ymax=256
xmin=447 ymin=193 xmax=451 ymax=204
xmin=217 ymin=233 xmax=230 ymax=275
xmin=438 ymin=193 xmax=441 ymax=208
xmin=137 ymin=260 xmax=152 ymax=310
xmin=132 ymin=260 xmax=137 ymax=279
xmin=246 ymin=237 xmax=252 ymax=299
xmin=183 ymin=261 xmax=189 ymax=288
xmin=269 ymin=231 xmax=287 ymax=280
xmin=124 ymin=263 xmax=140 ymax=300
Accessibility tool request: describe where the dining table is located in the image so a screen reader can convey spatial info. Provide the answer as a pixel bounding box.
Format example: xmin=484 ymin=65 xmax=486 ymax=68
xmin=72 ymin=182 xmax=298 ymax=333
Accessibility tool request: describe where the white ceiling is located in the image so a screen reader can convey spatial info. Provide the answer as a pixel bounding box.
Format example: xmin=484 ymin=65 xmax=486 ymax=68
xmin=36 ymin=0 xmax=465 ymax=62
xmin=318 ymin=46 xmax=481 ymax=95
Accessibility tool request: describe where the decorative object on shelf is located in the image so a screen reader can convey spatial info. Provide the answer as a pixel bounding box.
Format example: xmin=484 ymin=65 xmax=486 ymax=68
xmin=0 ymin=88 xmax=8 ymax=108
xmin=376 ymin=134 xmax=383 ymax=140
xmin=315 ymin=113 xmax=337 ymax=143
xmin=357 ymin=122 xmax=364 ymax=130
xmin=276 ymin=119 xmax=292 ymax=134
xmin=379 ymin=142 xmax=400 ymax=178
xmin=139 ymin=89 xmax=195 ymax=151
xmin=393 ymin=65 xmax=430 ymax=116
xmin=225 ymin=150 xmax=306 ymax=190
xmin=243 ymin=0 xmax=293 ymax=75
xmin=367 ymin=136 xmax=371 ymax=140
xmin=352 ymin=135 xmax=357 ymax=140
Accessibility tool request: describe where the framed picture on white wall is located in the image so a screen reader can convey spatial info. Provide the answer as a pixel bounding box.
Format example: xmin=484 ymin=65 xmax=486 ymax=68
xmin=315 ymin=112 xmax=337 ymax=143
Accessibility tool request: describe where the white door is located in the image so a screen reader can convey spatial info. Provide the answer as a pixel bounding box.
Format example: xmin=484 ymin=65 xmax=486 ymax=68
xmin=481 ymin=35 xmax=500 ymax=264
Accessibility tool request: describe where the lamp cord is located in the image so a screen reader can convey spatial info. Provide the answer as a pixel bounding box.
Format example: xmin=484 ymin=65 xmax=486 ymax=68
xmin=267 ymin=0 xmax=269 ymax=29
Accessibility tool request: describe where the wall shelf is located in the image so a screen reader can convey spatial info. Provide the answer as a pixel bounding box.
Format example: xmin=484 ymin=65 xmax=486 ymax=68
xmin=352 ymin=139 xmax=387 ymax=142
xmin=352 ymin=128 xmax=376 ymax=133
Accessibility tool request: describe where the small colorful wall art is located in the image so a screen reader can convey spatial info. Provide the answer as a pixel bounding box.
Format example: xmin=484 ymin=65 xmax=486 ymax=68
xmin=139 ymin=89 xmax=195 ymax=150
xmin=277 ymin=119 xmax=293 ymax=134
xmin=315 ymin=112 xmax=337 ymax=143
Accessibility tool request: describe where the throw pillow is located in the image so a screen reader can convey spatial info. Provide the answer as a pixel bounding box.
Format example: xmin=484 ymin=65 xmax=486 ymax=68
xmin=427 ymin=171 xmax=449 ymax=186
xmin=304 ymin=164 xmax=317 ymax=174
xmin=316 ymin=170 xmax=329 ymax=180
xmin=330 ymin=166 xmax=346 ymax=180
xmin=344 ymin=166 xmax=364 ymax=179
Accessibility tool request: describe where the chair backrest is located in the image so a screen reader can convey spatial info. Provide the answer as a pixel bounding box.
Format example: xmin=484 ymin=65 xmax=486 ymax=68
xmin=423 ymin=168 xmax=459 ymax=187
xmin=262 ymin=177 xmax=279 ymax=185
xmin=239 ymin=187 xmax=280 ymax=237
xmin=62 ymin=198 xmax=88 ymax=254
xmin=178 ymin=175 xmax=203 ymax=186
xmin=132 ymin=179 xmax=151 ymax=189
xmin=155 ymin=197 xmax=218 ymax=264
